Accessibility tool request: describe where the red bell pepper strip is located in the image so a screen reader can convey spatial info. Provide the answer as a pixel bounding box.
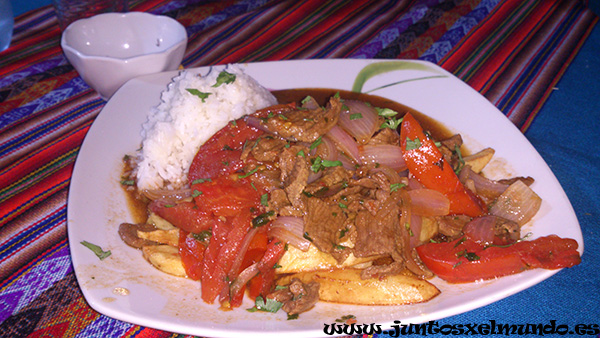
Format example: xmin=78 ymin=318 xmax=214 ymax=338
xmin=400 ymin=113 xmax=485 ymax=217
xmin=416 ymin=235 xmax=581 ymax=283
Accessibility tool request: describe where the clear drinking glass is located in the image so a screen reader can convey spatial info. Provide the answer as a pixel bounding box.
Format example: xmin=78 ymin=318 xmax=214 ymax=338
xmin=53 ymin=0 xmax=128 ymax=30
xmin=0 ymin=0 xmax=13 ymax=51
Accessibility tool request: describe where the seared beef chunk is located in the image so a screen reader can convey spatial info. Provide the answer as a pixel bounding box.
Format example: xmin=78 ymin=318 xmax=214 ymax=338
xmin=303 ymin=197 xmax=347 ymax=255
xmin=436 ymin=215 xmax=471 ymax=239
xmin=264 ymin=97 xmax=342 ymax=142
xmin=250 ymin=136 xmax=288 ymax=162
xmin=268 ymin=278 xmax=320 ymax=315
xmin=353 ymin=196 xmax=399 ymax=257
xmin=118 ymin=223 xmax=160 ymax=248
xmin=368 ymin=127 xmax=400 ymax=146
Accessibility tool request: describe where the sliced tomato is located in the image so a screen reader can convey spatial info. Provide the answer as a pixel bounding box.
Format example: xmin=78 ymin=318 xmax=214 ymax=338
xmin=400 ymin=113 xmax=485 ymax=217
xmin=247 ymin=239 xmax=286 ymax=299
xmin=241 ymin=230 xmax=268 ymax=271
xmin=416 ymin=235 xmax=581 ymax=283
xmin=188 ymin=119 xmax=263 ymax=182
xmin=200 ymin=218 xmax=231 ymax=303
xmin=192 ymin=175 xmax=262 ymax=218
xmin=149 ymin=200 xmax=216 ymax=233
xmin=178 ymin=230 xmax=206 ymax=280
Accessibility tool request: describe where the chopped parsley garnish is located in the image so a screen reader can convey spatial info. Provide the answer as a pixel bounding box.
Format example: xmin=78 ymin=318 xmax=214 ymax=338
xmin=222 ymin=144 xmax=234 ymax=151
xmin=390 ymin=183 xmax=406 ymax=192
xmin=186 ymin=88 xmax=211 ymax=102
xmin=310 ymin=156 xmax=343 ymax=173
xmin=212 ymin=70 xmax=236 ymax=87
xmin=309 ymin=136 xmax=322 ymax=150
xmin=192 ymin=190 xmax=203 ymax=197
xmin=301 ymin=95 xmax=314 ymax=105
xmin=339 ymin=227 xmax=349 ymax=238
xmin=192 ymin=230 xmax=212 ymax=243
xmin=191 ymin=178 xmax=212 ymax=185
xmin=456 ymin=249 xmax=480 ymax=261
xmin=247 ymin=296 xmax=283 ymax=313
xmin=335 ymin=314 xmax=356 ymax=323
xmin=238 ymin=167 xmax=260 ymax=179
xmin=349 ymin=113 xmax=363 ymax=120
xmin=380 ymin=117 xmax=402 ymax=129
xmin=453 ymin=144 xmax=465 ymax=175
xmin=261 ymin=193 xmax=269 ymax=206
xmin=405 ymin=137 xmax=422 ymax=150
xmin=376 ymin=107 xmax=398 ymax=117
xmin=252 ymin=211 xmax=274 ymax=228
xmin=80 ymin=241 xmax=111 ymax=260
xmin=338 ymin=202 xmax=347 ymax=209
xmin=297 ymin=149 xmax=306 ymax=158
xmin=303 ymin=232 xmax=313 ymax=242
xmin=404 ymin=222 xmax=414 ymax=236
xmin=120 ymin=179 xmax=135 ymax=186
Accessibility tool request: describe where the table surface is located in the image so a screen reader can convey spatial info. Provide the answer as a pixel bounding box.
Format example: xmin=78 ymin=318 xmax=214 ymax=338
xmin=1 ymin=1 xmax=599 ymax=337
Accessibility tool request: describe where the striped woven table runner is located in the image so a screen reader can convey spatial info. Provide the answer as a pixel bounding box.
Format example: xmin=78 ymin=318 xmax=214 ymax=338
xmin=0 ymin=0 xmax=597 ymax=337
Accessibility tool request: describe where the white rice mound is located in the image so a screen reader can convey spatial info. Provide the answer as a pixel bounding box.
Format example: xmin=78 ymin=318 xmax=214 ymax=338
xmin=136 ymin=65 xmax=277 ymax=190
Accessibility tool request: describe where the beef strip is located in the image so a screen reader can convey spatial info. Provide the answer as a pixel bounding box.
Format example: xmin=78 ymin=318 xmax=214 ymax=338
xmin=352 ymin=196 xmax=398 ymax=257
xmin=303 ymin=197 xmax=347 ymax=255
xmin=367 ymin=127 xmax=400 ymax=146
xmin=267 ymin=278 xmax=320 ymax=315
xmin=264 ymin=97 xmax=342 ymax=142
xmin=118 ymin=223 xmax=159 ymax=248
xmin=250 ymin=136 xmax=288 ymax=162
xmin=436 ymin=215 xmax=472 ymax=239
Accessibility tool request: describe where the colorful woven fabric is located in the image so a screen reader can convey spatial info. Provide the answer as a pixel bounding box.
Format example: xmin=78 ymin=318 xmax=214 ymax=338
xmin=0 ymin=0 xmax=597 ymax=337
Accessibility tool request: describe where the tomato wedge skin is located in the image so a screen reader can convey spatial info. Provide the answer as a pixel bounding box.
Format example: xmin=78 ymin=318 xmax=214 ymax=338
xmin=178 ymin=229 xmax=206 ymax=280
xmin=400 ymin=113 xmax=485 ymax=217
xmin=416 ymin=235 xmax=581 ymax=283
xmin=192 ymin=176 xmax=262 ymax=218
xmin=149 ymin=201 xmax=216 ymax=234
xmin=188 ymin=120 xmax=263 ymax=182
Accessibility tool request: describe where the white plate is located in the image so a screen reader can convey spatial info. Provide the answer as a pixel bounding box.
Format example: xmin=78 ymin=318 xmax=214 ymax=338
xmin=67 ymin=59 xmax=583 ymax=337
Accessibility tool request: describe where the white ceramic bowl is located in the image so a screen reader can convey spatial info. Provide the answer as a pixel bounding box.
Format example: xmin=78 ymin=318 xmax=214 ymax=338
xmin=61 ymin=12 xmax=187 ymax=100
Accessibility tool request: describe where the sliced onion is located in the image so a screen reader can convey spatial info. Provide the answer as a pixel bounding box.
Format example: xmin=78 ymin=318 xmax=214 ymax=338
xmin=243 ymin=115 xmax=272 ymax=133
xmin=399 ymin=190 xmax=434 ymax=278
xmin=490 ymin=180 xmax=542 ymax=226
xmin=338 ymin=152 xmax=357 ymax=171
xmin=228 ymin=227 xmax=259 ymax=277
xmin=141 ymin=188 xmax=192 ymax=202
xmin=359 ymin=144 xmax=407 ymax=172
xmin=312 ymin=135 xmax=339 ymax=161
xmin=407 ymin=188 xmax=450 ymax=216
xmin=229 ymin=262 xmax=259 ymax=300
xmin=463 ymin=215 xmax=497 ymax=245
xmin=338 ymin=100 xmax=381 ymax=144
xmin=325 ymin=126 xmax=360 ymax=163
xmin=409 ymin=213 xmax=422 ymax=248
xmin=301 ymin=96 xmax=320 ymax=110
xmin=407 ymin=177 xmax=424 ymax=190
xmin=369 ymin=164 xmax=401 ymax=184
xmin=269 ymin=216 xmax=311 ymax=251
xmin=459 ymin=166 xmax=508 ymax=200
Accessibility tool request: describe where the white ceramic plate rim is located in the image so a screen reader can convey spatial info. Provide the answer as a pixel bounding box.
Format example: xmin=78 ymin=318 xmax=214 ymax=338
xmin=67 ymin=59 xmax=583 ymax=338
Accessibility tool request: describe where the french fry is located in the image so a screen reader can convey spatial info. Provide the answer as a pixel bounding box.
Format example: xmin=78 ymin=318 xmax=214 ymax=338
xmin=137 ymin=228 xmax=179 ymax=246
xmin=277 ymin=268 xmax=439 ymax=305
xmin=276 ymin=244 xmax=380 ymax=274
xmin=463 ymin=148 xmax=494 ymax=173
xmin=142 ymin=245 xmax=186 ymax=277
